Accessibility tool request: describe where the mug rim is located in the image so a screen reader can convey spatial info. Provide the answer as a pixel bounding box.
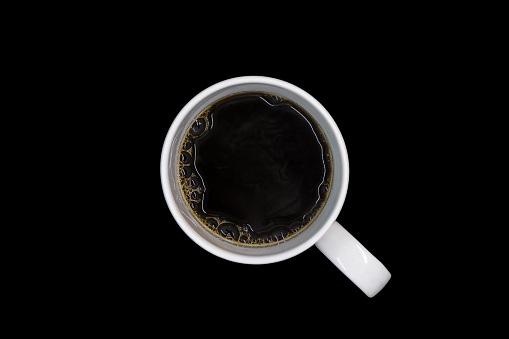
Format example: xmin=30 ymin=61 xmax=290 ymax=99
xmin=160 ymin=76 xmax=349 ymax=264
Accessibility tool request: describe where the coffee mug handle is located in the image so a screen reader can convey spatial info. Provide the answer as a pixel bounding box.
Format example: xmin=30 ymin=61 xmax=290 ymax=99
xmin=315 ymin=221 xmax=391 ymax=297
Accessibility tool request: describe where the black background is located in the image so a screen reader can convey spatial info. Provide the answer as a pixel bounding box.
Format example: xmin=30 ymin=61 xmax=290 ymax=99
xmin=21 ymin=7 xmax=490 ymax=333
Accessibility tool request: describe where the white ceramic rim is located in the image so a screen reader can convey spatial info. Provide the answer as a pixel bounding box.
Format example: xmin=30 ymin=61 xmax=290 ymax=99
xmin=160 ymin=76 xmax=349 ymax=264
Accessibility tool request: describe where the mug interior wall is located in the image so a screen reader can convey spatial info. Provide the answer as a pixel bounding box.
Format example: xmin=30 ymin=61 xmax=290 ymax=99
xmin=166 ymin=82 xmax=345 ymax=257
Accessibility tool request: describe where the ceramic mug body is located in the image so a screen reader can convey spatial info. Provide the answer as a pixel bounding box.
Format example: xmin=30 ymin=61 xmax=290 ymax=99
xmin=160 ymin=76 xmax=349 ymax=264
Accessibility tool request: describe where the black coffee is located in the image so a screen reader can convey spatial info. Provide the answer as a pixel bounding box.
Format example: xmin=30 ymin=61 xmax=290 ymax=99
xmin=177 ymin=92 xmax=332 ymax=246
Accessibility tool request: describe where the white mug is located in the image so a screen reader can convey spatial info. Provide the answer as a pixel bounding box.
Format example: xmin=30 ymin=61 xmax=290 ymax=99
xmin=160 ymin=76 xmax=391 ymax=297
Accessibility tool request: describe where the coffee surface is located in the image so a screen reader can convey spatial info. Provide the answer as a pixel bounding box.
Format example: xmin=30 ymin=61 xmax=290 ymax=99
xmin=177 ymin=92 xmax=331 ymax=245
